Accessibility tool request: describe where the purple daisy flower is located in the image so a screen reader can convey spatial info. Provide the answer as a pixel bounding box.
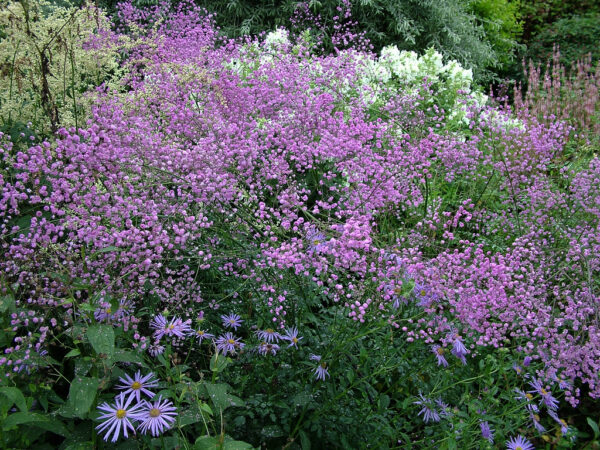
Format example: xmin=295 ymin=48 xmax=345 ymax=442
xmin=528 ymin=378 xmax=559 ymax=410
xmin=414 ymin=283 xmax=437 ymax=307
xmin=258 ymin=342 xmax=280 ymax=356
xmin=513 ymin=363 xmax=524 ymax=375
xmin=94 ymin=299 xmax=132 ymax=324
xmin=414 ymin=394 xmax=440 ymax=423
xmin=530 ymin=412 xmax=546 ymax=433
xmin=148 ymin=341 xmax=165 ymax=357
xmin=194 ymin=329 xmax=214 ymax=344
xmin=96 ymin=393 xmax=143 ymax=442
xmin=514 ymin=388 xmax=539 ymax=412
xmin=116 ymin=371 xmax=159 ymax=402
xmin=506 ymin=434 xmax=535 ymax=450
xmin=548 ymin=410 xmax=569 ymax=435
xmin=480 ymin=420 xmax=494 ymax=443
xmin=431 ymin=345 xmax=448 ymax=367
xmin=555 ymin=374 xmax=572 ymax=390
xmin=215 ymin=332 xmax=245 ymax=355
xmin=314 ymin=361 xmax=330 ymax=381
xmin=137 ymin=396 xmax=177 ymax=437
xmin=150 ymin=315 xmax=191 ymax=340
xmin=309 ymin=354 xmax=321 ymax=361
xmin=523 ymin=356 xmax=532 ymax=367
xmin=435 ymin=398 xmax=452 ymax=418
xmin=282 ymin=326 xmax=303 ymax=348
xmin=221 ymin=313 xmax=243 ymax=330
xmin=306 ymin=228 xmax=328 ymax=253
xmin=256 ymin=328 xmax=282 ymax=343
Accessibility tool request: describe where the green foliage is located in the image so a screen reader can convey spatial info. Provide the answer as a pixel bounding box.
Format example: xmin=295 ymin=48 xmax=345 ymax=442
xmin=519 ymin=0 xmax=600 ymax=41
xmin=0 ymin=0 xmax=121 ymax=137
xmin=526 ymin=14 xmax=600 ymax=67
xmin=468 ymin=0 xmax=523 ymax=69
xmin=184 ymin=0 xmax=520 ymax=84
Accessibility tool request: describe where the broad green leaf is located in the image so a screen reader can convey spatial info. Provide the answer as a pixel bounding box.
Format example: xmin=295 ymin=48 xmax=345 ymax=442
xmin=86 ymin=325 xmax=114 ymax=357
xmin=110 ymin=349 xmax=145 ymax=365
xmin=0 ymin=387 xmax=27 ymax=412
xmin=61 ymin=376 xmax=99 ymax=418
xmin=194 ymin=436 xmax=220 ymax=449
xmin=204 ymin=383 xmax=244 ymax=412
xmin=2 ymin=411 xmax=68 ymax=436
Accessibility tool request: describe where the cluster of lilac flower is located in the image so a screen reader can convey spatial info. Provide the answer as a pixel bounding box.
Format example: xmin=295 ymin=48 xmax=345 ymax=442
xmin=96 ymin=371 xmax=177 ymax=442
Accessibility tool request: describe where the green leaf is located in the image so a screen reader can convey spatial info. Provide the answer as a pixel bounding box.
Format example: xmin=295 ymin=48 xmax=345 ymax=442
xmin=299 ymin=430 xmax=311 ymax=450
xmin=64 ymin=349 xmax=81 ymax=358
xmin=2 ymin=412 xmax=68 ymax=436
xmin=0 ymin=294 xmax=15 ymax=313
xmin=587 ymin=417 xmax=600 ymax=438
xmin=194 ymin=436 xmax=220 ymax=450
xmin=60 ymin=377 xmax=99 ymax=418
xmin=110 ymin=349 xmax=145 ymax=365
xmin=223 ymin=436 xmax=254 ymax=450
xmin=209 ymin=353 xmax=229 ymax=372
xmin=204 ymin=383 xmax=244 ymax=412
xmin=261 ymin=424 xmax=284 ymax=438
xmin=0 ymin=387 xmax=27 ymax=412
xmin=86 ymin=325 xmax=115 ymax=357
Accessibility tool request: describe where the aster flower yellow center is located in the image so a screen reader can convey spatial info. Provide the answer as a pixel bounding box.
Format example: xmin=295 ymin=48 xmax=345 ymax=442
xmin=106 ymin=308 xmax=112 ymax=314
xmin=197 ymin=330 xmax=204 ymax=335
xmin=436 ymin=347 xmax=444 ymax=355
xmin=149 ymin=408 xmax=161 ymax=418
xmin=292 ymin=337 xmax=298 ymax=343
xmin=541 ymin=388 xmax=548 ymax=395
xmin=116 ymin=409 xmax=127 ymax=419
xmin=560 ymin=419 xmax=567 ymax=426
xmin=227 ymin=338 xmax=235 ymax=344
xmin=420 ymin=290 xmax=426 ymax=296
xmin=266 ymin=328 xmax=274 ymax=334
xmin=168 ymin=324 xmax=175 ymax=330
xmin=321 ymin=362 xmax=327 ymax=368
xmin=131 ymin=381 xmax=142 ymax=390
xmin=525 ymin=393 xmax=533 ymax=400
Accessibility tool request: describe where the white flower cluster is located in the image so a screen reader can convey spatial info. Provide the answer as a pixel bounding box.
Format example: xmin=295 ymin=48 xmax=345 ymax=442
xmin=264 ymin=28 xmax=290 ymax=51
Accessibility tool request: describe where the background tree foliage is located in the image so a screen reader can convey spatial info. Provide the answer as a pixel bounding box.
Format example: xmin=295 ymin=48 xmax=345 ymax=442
xmin=192 ymin=0 xmax=522 ymax=83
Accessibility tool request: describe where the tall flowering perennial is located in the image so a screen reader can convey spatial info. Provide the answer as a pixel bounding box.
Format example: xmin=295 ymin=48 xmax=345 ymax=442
xmin=1 ymin=0 xmax=600 ymax=446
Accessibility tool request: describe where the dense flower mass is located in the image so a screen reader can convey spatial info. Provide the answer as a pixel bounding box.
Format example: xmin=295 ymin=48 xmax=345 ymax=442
xmin=1 ymin=0 xmax=599 ymax=447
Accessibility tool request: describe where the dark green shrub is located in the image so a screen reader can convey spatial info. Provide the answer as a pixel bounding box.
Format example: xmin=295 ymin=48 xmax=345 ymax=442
xmin=526 ymin=14 xmax=600 ymax=67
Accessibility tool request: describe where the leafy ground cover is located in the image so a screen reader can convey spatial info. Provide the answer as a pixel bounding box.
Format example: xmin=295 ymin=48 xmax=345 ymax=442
xmin=1 ymin=1 xmax=600 ymax=448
